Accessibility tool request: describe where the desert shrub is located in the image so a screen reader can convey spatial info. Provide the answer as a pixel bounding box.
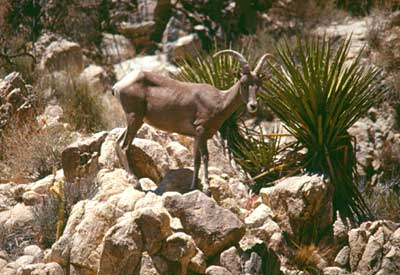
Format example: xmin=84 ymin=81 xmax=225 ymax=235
xmin=362 ymin=175 xmax=400 ymax=221
xmin=271 ymin=0 xmax=342 ymax=30
xmin=45 ymin=75 xmax=107 ymax=133
xmin=0 ymin=116 xmax=71 ymax=183
xmin=262 ymin=36 xmax=385 ymax=222
xmin=337 ymin=0 xmax=400 ymax=15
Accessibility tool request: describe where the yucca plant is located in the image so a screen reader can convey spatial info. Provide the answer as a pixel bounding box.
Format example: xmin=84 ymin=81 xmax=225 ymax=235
xmin=261 ymin=36 xmax=385 ymax=221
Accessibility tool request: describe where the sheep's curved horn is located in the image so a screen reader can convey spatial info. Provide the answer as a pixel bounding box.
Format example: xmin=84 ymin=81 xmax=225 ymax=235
xmin=213 ymin=50 xmax=251 ymax=74
xmin=253 ymin=53 xmax=274 ymax=75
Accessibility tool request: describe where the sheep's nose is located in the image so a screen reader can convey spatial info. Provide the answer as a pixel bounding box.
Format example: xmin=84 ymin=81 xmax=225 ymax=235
xmin=247 ymin=102 xmax=258 ymax=113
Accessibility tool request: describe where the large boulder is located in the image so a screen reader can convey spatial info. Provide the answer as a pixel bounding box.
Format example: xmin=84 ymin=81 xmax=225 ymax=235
xmin=117 ymin=0 xmax=172 ymax=50
xmin=113 ymin=54 xmax=177 ymax=81
xmin=45 ymin=169 xmax=144 ymax=274
xmin=40 ymin=39 xmax=84 ymax=75
xmin=132 ymin=207 xmax=172 ymax=255
xmin=99 ymin=128 xmax=170 ymax=183
xmin=100 ymin=33 xmax=136 ymax=64
xmin=79 ymin=65 xmax=111 ymax=94
xmin=61 ymin=131 xmax=107 ymax=183
xmin=164 ymin=191 xmax=245 ymax=257
xmin=260 ymin=174 xmax=333 ymax=240
xmin=98 ymin=214 xmax=143 ymax=275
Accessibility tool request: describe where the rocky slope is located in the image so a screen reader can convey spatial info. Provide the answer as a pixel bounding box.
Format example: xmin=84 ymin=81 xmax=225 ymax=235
xmin=1 ymin=1 xmax=400 ymax=275
xmin=0 ymin=123 xmax=399 ymax=275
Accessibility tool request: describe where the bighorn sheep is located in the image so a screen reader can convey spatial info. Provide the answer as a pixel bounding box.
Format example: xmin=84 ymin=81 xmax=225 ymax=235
xmin=113 ymin=50 xmax=272 ymax=194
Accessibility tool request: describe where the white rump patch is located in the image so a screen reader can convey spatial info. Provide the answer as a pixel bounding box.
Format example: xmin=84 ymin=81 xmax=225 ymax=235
xmin=112 ymin=69 xmax=142 ymax=102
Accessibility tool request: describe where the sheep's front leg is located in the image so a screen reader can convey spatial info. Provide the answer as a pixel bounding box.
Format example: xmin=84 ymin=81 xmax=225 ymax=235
xmin=191 ymin=136 xmax=201 ymax=191
xmin=117 ymin=112 xmax=143 ymax=174
xmin=200 ymin=139 xmax=210 ymax=196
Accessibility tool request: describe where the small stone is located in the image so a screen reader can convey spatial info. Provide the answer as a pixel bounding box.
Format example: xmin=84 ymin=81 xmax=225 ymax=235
xmin=334 ymin=246 xmax=350 ymax=268
xmin=22 ymin=191 xmax=42 ymax=206
xmin=205 ymin=265 xmax=233 ymax=275
xmin=139 ymin=178 xmax=158 ymax=192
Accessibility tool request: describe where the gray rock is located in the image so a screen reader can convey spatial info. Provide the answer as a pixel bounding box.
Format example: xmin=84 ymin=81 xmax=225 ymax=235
xmin=23 ymin=245 xmax=43 ymax=261
xmin=155 ymin=168 xmax=194 ymax=195
xmin=164 ymin=191 xmax=245 ymax=257
xmin=219 ymin=247 xmax=242 ymax=275
xmin=117 ymin=0 xmax=172 ymax=50
xmin=132 ymin=138 xmax=171 ymax=177
xmin=243 ymin=252 xmax=263 ymax=275
xmin=36 ymin=104 xmax=64 ymax=130
xmin=135 ymin=252 xmax=172 ymax=275
xmin=323 ymin=266 xmax=350 ymax=275
xmin=21 ymin=191 xmax=43 ymax=206
xmin=348 ymin=220 xmax=400 ymax=274
xmin=333 ymin=212 xmax=350 ymax=244
xmin=205 ymin=265 xmax=233 ymax=275
xmin=135 ymin=192 xmax=164 ymax=210
xmin=240 ymin=204 xmax=281 ymax=251
xmin=169 ymin=34 xmax=201 ymax=61
xmin=101 ymin=33 xmax=136 ymax=64
xmin=349 ymin=227 xmax=369 ymax=271
xmin=139 ymin=178 xmax=158 ymax=192
xmin=0 ymin=258 xmax=7 ymax=272
xmin=16 ymin=262 xmax=64 ymax=275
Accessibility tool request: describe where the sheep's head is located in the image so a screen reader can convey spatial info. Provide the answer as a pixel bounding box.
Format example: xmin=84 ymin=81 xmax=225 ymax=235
xmin=213 ymin=50 xmax=273 ymax=114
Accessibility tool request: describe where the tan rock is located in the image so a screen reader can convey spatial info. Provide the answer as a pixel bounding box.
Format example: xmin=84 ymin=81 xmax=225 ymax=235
xmin=205 ymin=265 xmax=233 ymax=275
xmin=164 ymin=191 xmax=245 ymax=257
xmin=260 ymin=174 xmax=333 ymax=240
xmin=40 ymin=39 xmax=84 ymax=75
xmin=133 ymin=207 xmax=172 ymax=255
xmin=98 ymin=214 xmax=143 ymax=275
xmin=161 ymin=232 xmax=196 ymax=275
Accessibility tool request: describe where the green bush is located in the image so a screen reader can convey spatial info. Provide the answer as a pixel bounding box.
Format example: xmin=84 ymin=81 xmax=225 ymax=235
xmin=261 ymin=36 xmax=385 ymax=221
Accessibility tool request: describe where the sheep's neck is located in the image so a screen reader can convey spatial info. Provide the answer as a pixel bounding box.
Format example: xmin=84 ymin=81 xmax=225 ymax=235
xmin=219 ymin=80 xmax=243 ymax=121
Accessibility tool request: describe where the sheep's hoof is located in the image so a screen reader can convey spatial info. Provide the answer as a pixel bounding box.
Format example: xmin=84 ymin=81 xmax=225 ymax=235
xmin=202 ymin=185 xmax=211 ymax=197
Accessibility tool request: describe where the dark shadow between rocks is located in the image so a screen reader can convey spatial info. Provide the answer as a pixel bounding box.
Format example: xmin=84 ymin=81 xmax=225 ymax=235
xmin=154 ymin=168 xmax=197 ymax=195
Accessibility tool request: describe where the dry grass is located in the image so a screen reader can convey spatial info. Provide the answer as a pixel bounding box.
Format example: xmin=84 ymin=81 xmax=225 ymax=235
xmin=294 ymin=244 xmax=322 ymax=275
xmin=44 ymin=75 xmax=107 ymax=133
xmin=0 ymin=116 xmax=72 ymax=183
